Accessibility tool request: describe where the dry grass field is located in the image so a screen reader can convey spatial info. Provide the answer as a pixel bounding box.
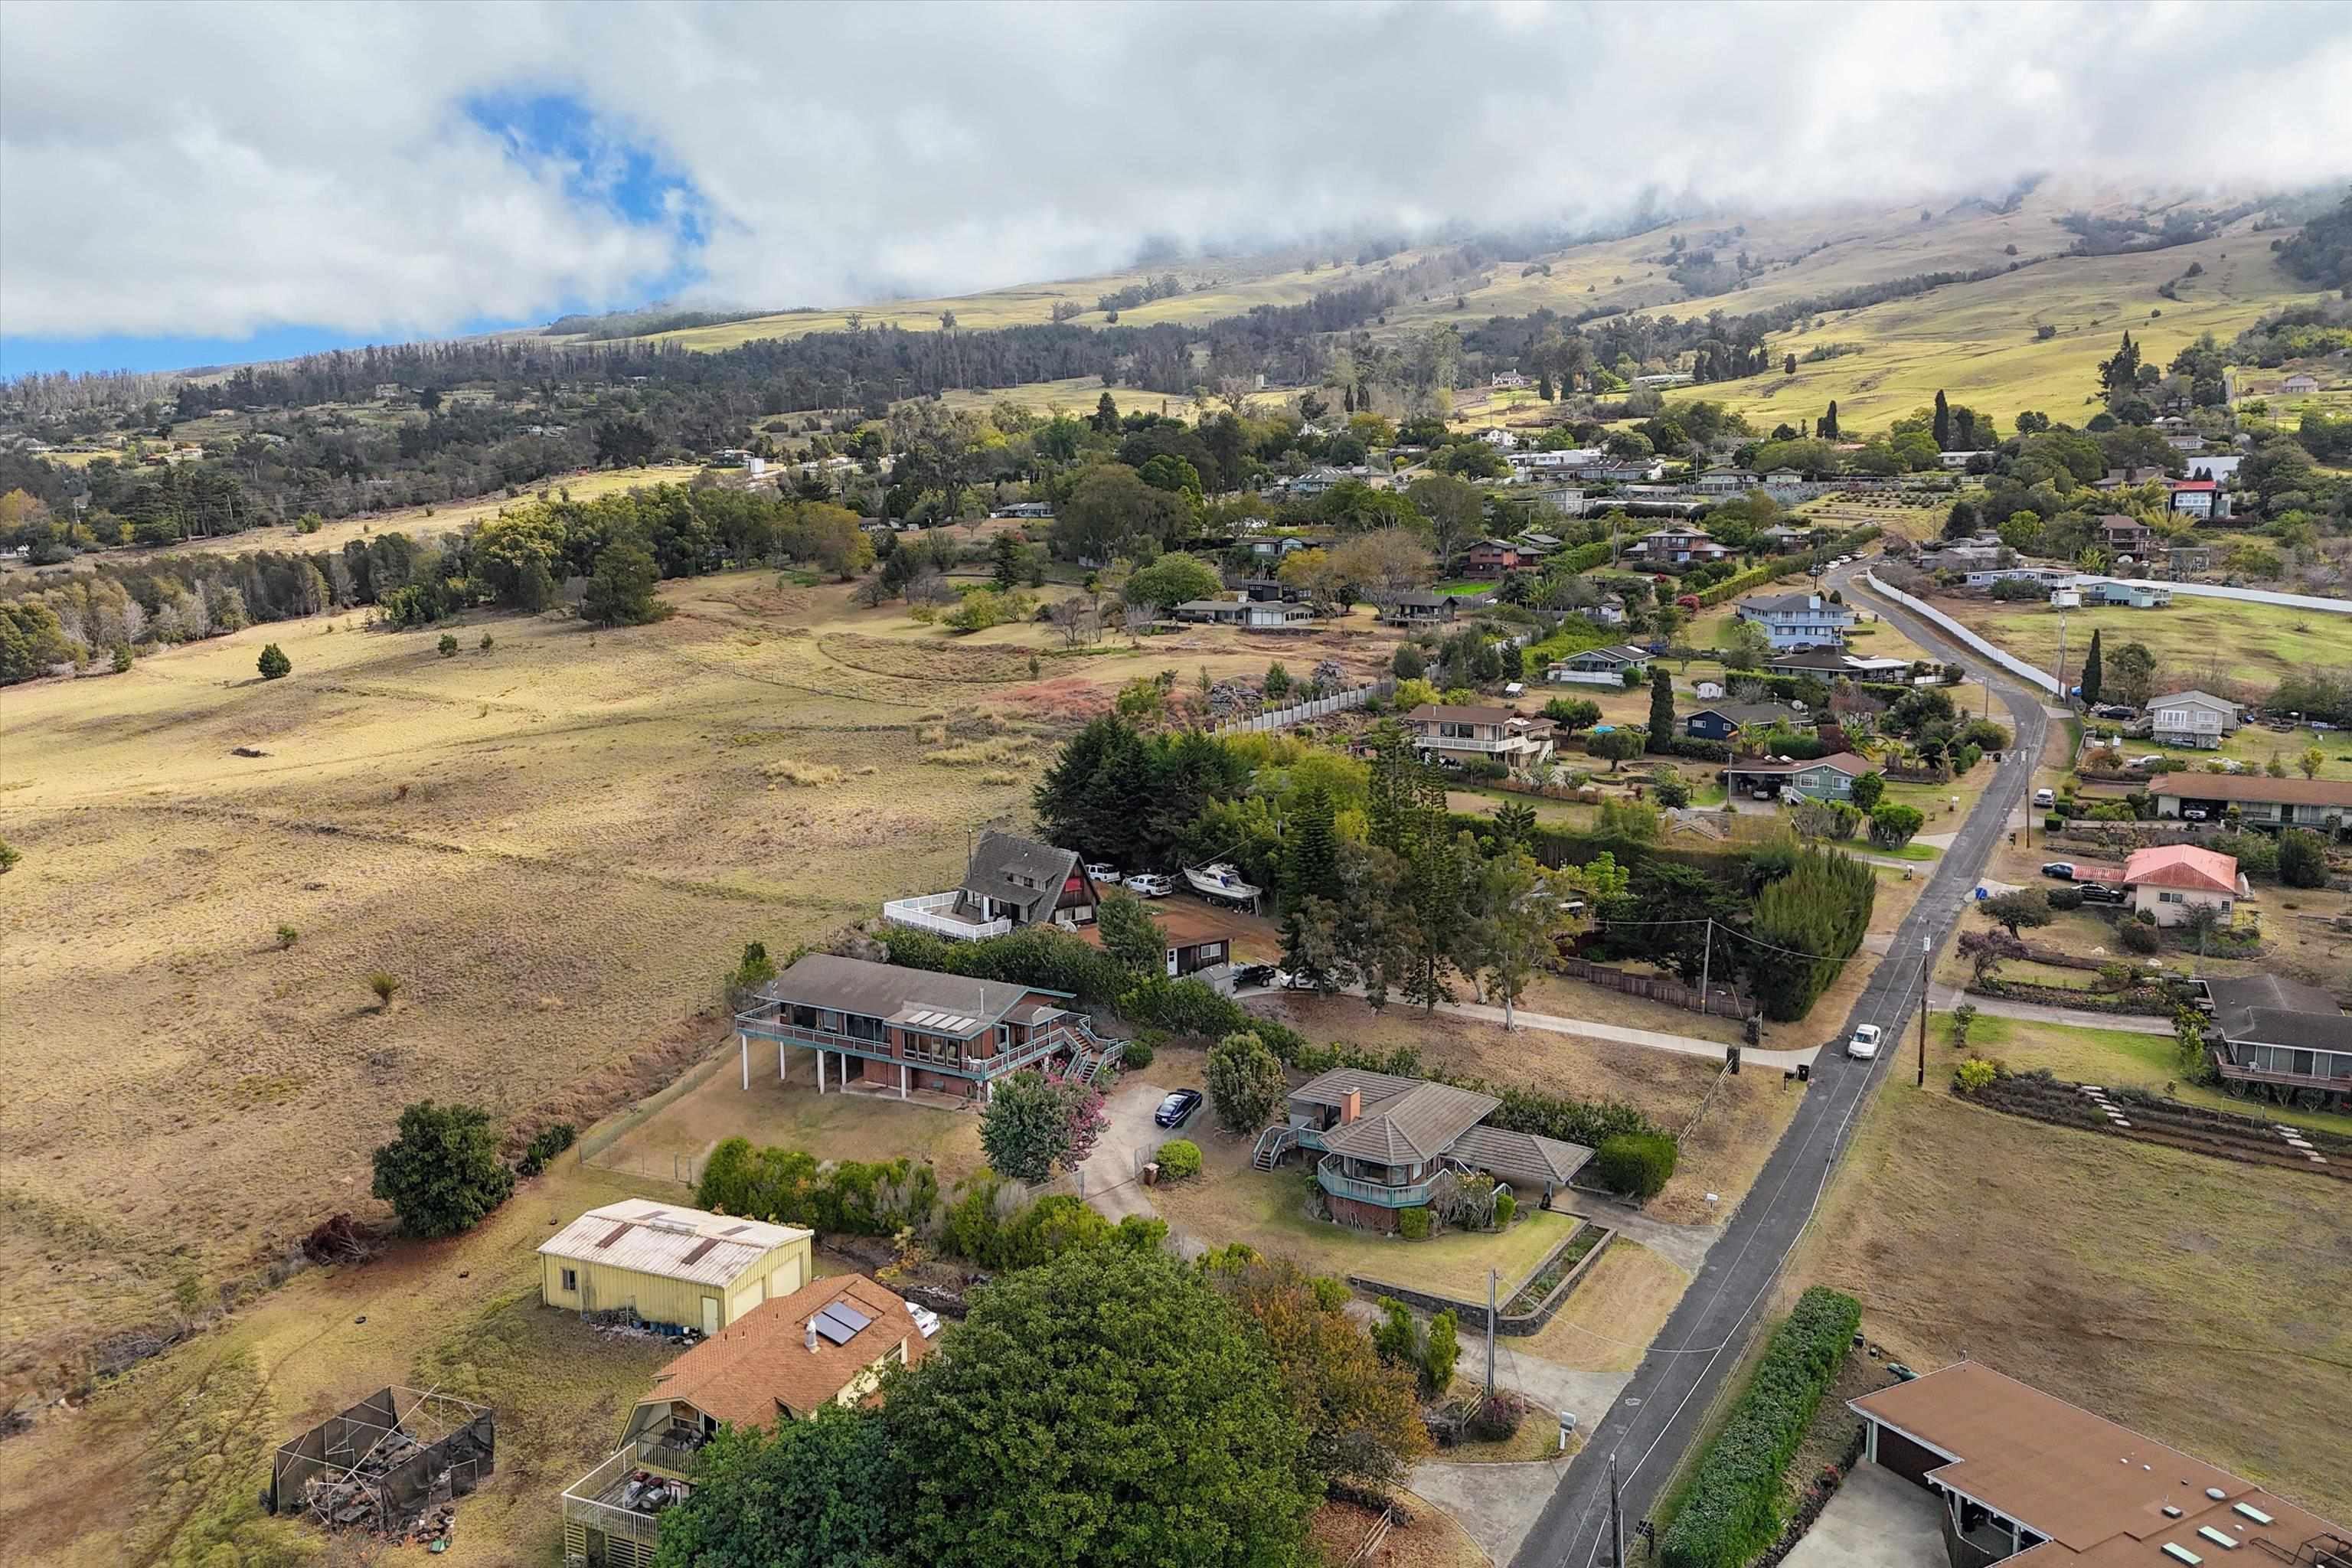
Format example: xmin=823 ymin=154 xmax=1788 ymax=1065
xmin=1936 ymin=590 xmax=2352 ymax=704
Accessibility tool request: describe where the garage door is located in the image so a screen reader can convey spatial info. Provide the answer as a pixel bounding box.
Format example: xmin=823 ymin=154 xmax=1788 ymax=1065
xmin=1875 ymin=1424 xmax=1945 ymax=1488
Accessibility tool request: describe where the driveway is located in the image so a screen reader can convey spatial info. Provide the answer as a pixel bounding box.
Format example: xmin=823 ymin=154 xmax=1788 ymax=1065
xmin=1413 ymin=1460 xmax=1563 ymax=1566
xmin=1078 ymin=1078 xmax=1207 ymax=1253
xmin=1927 ymin=985 xmax=2170 ymax=1036
xmin=1781 ymin=1462 xmax=1946 ymax=1568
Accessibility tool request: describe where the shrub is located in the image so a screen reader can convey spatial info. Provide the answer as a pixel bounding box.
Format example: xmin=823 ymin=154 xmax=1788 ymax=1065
xmin=1467 ymin=1392 xmax=1526 ymax=1442
xmin=479 ymin=631 xmax=495 ymax=651
xmin=1593 ymin=1132 xmax=1678 ymax=1199
xmin=256 ymin=642 xmax=291 ymax=680
xmin=2047 ymin=884 xmax=2085 ymax=910
xmin=1420 ymin=1308 xmax=1459 ymax=1393
xmin=697 ymin=1138 xmax=943 ymax=1238
xmin=2120 ymin=922 xmax=2161 ymax=954
xmin=1657 ymin=1287 xmax=1861 ymax=1568
xmin=1397 ymin=1206 xmax=1432 ymax=1241
xmin=1954 ymin=1058 xmax=1998 ymax=1094
xmin=368 ymin=971 xmax=402 ymax=1008
xmin=1156 ymin=1138 xmax=1202 ymax=1180
xmin=276 ymin=923 xmax=299 ymax=949
xmin=1748 ymin=847 xmax=1876 ymax=1021
xmin=2278 ymin=828 xmax=2329 ymax=889
xmin=517 ymin=1122 xmax=577 ymax=1176
xmin=437 ymin=632 xmax=460 ymax=657
xmin=1120 ymin=1037 xmax=1156 ymax=1070
xmin=370 ymin=1100 xmax=514 ymax=1238
xmin=1493 ymin=1191 xmax=1517 ymax=1228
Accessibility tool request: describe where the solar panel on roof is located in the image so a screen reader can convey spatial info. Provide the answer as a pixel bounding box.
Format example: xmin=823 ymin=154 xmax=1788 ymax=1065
xmin=819 ymin=1301 xmax=874 ymax=1334
xmin=812 ymin=1314 xmax=855 ymax=1345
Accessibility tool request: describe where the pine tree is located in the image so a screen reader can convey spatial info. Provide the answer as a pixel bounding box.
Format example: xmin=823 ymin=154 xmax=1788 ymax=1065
xmin=1093 ymin=391 xmax=1120 ymax=433
xmin=1646 ymin=667 xmax=1676 ymax=753
xmin=1932 ymin=390 xmax=1952 ymax=450
xmin=1281 ymin=781 xmax=1341 ymax=908
xmin=2079 ymin=629 xmax=2103 ymax=707
xmin=1821 ymin=400 xmax=1840 ymax=439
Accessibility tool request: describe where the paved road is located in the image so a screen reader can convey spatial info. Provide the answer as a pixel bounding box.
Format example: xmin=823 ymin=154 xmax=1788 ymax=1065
xmin=1508 ymin=567 xmax=2049 ymax=1568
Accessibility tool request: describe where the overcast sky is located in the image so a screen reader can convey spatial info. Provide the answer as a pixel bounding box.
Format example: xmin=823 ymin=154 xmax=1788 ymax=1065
xmin=5 ymin=0 xmax=2350 ymax=374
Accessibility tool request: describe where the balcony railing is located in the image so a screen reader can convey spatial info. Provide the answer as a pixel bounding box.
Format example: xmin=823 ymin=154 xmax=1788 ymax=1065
xmin=1412 ymin=733 xmax=1545 ymax=753
xmin=560 ymin=1443 xmax=692 ymax=1548
xmin=735 ymin=1008 xmax=1111 ymax=1083
xmin=2212 ymin=1054 xmax=2352 ymax=1091
xmin=882 ymin=892 xmax=1011 ymax=941
xmin=1316 ymin=1155 xmax=1441 ymax=1208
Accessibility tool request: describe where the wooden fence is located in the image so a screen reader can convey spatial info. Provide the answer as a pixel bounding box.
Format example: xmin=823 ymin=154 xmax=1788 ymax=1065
xmin=1554 ymin=956 xmax=1752 ymax=1021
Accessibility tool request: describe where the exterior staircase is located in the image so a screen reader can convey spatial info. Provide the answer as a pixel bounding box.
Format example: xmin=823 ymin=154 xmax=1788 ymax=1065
xmin=1250 ymin=1125 xmax=1299 ymax=1171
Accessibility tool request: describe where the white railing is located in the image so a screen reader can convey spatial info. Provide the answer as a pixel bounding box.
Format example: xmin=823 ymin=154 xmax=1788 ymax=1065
xmin=1413 ymin=732 xmax=1545 ymax=754
xmin=1860 ymin=572 xmax=2060 ymax=696
xmin=881 ymin=893 xmax=1011 ymax=941
xmin=1544 ymin=669 xmax=1635 ymax=687
xmin=1212 ymin=679 xmax=1395 ymax=737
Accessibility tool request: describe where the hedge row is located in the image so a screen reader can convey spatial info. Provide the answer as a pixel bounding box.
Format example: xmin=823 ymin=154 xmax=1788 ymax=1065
xmin=1455 ymin=814 xmax=1751 ymax=886
xmin=1658 ymin=1285 xmax=1863 ymax=1568
xmin=1650 ymin=735 xmax=1735 ymax=763
xmin=1687 ymin=525 xmax=1880 ymax=610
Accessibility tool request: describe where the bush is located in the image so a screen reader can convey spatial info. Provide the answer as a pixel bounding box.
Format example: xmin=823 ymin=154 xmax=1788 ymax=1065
xmin=1593 ymin=1132 xmax=1678 ymax=1199
xmin=370 ymin=1100 xmax=514 ymax=1238
xmin=1466 ymin=1392 xmax=1526 ymax=1442
xmin=1397 ymin=1206 xmax=1432 ymax=1241
xmin=1206 ymin=1031 xmax=1289 ymax=1133
xmin=2278 ymin=828 xmax=2329 ymax=889
xmin=1748 ymin=847 xmax=1876 ymax=1021
xmin=276 ymin=923 xmax=299 ymax=948
xmin=517 ymin=1122 xmax=577 ymax=1176
xmin=1493 ymin=1191 xmax=1517 ymax=1227
xmin=1120 ymin=1037 xmax=1156 ymax=1070
xmin=256 ymin=642 xmax=292 ymax=680
xmin=437 ymin=632 xmax=460 ymax=657
xmin=697 ymin=1138 xmax=943 ymax=1237
xmin=1954 ymin=1058 xmax=1998 ymax=1094
xmin=1156 ymin=1138 xmax=1202 ymax=1180
xmin=368 ymin=971 xmax=402 ymax=1008
xmin=2047 ymin=884 xmax=2085 ymax=910
xmin=1657 ymin=1287 xmax=1862 ymax=1568
xmin=2120 ymin=921 xmax=2161 ymax=953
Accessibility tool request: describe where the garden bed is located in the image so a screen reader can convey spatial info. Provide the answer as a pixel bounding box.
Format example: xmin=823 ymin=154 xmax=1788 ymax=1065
xmin=1965 ymin=1071 xmax=2351 ymax=1181
xmin=1351 ymin=1220 xmax=1617 ymax=1336
xmin=1965 ymin=979 xmax=2173 ymax=1015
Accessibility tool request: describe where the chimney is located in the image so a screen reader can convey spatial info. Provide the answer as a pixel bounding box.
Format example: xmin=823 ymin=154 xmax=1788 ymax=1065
xmin=805 ymin=1317 xmax=818 ymax=1352
xmin=1340 ymin=1088 xmax=1362 ymax=1125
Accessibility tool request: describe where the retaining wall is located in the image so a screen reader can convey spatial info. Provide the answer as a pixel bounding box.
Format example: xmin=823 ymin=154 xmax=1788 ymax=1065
xmin=1349 ymin=1222 xmax=1617 ymax=1335
xmin=1858 ymin=573 xmax=2060 ymax=696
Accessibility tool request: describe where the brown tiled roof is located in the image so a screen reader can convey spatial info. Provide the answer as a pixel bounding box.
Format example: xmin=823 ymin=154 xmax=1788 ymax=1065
xmin=643 ymin=1273 xmax=927 ymax=1425
xmin=2121 ymin=844 xmax=2238 ymax=894
xmin=1322 ymin=1081 xmax=1501 ymax=1163
xmin=1849 ymin=1362 xmax=2352 ymax=1562
xmin=1446 ymin=1125 xmax=1593 ymax=1187
xmin=2149 ymin=773 xmax=2352 ymax=806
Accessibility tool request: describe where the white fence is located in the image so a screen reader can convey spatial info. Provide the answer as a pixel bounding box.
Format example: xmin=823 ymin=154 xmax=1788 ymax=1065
xmin=1213 ymin=678 xmax=1396 ymax=736
xmin=2076 ymin=577 xmax=2352 ymax=616
xmin=1860 ymin=571 xmax=2060 ymax=697
xmin=880 ymin=893 xmax=1010 ymax=940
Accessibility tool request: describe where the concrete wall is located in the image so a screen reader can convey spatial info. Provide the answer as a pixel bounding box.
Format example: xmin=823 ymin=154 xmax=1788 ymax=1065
xmin=1860 ymin=573 xmax=2060 ymax=697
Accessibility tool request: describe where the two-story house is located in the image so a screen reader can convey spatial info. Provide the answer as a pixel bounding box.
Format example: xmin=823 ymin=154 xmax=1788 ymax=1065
xmin=2146 ymin=689 xmax=2239 ymax=749
xmin=2167 ymin=478 xmax=2220 ymax=519
xmin=884 ymin=831 xmax=1102 ymax=940
xmin=736 ymin=953 xmax=1125 ymax=1104
xmin=1403 ymin=704 xmax=1557 ymax=769
xmin=2151 ymin=773 xmax=2352 ymax=835
xmin=1693 ymin=466 xmax=1759 ymax=493
xmin=1734 ymin=592 xmax=1857 ymax=650
xmin=1465 ymin=537 xmax=1530 ymax=573
xmin=1545 ymin=643 xmax=1651 ymax=686
xmin=1628 ymin=526 xmax=1730 ymax=565
xmin=1252 ymin=1067 xmax=1594 ymax=1232
xmin=2096 ymin=514 xmax=2155 ymax=557
xmin=2194 ymin=974 xmax=2352 ymax=1111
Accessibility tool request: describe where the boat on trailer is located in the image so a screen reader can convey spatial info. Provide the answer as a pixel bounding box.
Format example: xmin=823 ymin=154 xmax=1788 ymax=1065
xmin=1184 ymin=862 xmax=1262 ymax=907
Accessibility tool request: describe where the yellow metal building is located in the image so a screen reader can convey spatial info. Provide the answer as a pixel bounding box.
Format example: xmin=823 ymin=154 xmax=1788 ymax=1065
xmin=537 ymin=1198 xmax=813 ymax=1336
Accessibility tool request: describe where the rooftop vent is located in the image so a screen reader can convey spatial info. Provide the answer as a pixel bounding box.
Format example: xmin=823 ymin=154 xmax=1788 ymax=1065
xmin=2207 ymin=1488 xmax=2229 ymax=1501
xmin=2162 ymin=1546 xmax=2203 ymax=1566
xmin=2233 ymin=1504 xmax=2273 ymax=1526
xmin=2164 ymin=1507 xmax=2184 ymax=1519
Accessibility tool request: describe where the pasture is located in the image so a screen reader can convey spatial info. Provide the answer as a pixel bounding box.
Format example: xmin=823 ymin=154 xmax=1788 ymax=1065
xmin=1937 ymin=590 xmax=2352 ymax=697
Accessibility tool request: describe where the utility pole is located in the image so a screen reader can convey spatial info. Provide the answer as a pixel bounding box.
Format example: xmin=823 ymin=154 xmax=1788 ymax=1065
xmin=1609 ymin=1452 xmax=1627 ymax=1568
xmin=1485 ymin=1269 xmax=1497 ymax=1395
xmin=1699 ymin=916 xmax=1711 ymax=1012
xmin=1916 ymin=933 xmax=1931 ymax=1087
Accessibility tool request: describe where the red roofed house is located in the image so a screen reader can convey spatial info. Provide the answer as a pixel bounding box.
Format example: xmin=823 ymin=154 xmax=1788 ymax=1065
xmin=2121 ymin=844 xmax=2242 ymax=927
xmin=2166 ymin=478 xmax=2219 ymax=520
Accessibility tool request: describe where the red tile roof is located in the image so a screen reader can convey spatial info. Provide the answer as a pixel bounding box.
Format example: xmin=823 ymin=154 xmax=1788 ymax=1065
xmin=644 ymin=1273 xmax=928 ymax=1424
xmin=2122 ymin=844 xmax=2237 ymax=894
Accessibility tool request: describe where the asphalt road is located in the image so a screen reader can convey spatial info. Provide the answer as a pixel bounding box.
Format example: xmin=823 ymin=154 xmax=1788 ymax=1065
xmin=1508 ymin=565 xmax=2050 ymax=1568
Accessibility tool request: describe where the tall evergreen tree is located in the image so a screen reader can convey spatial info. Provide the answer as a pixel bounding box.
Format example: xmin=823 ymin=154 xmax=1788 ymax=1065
xmin=1932 ymin=390 xmax=1952 ymax=450
xmin=1093 ymin=390 xmax=1120 ymax=433
xmin=2079 ymin=629 xmax=2103 ymax=707
xmin=1646 ymin=666 xmax=1677 ymax=753
xmin=1280 ymin=781 xmax=1341 ymax=909
xmin=1821 ymin=400 xmax=1840 ymax=439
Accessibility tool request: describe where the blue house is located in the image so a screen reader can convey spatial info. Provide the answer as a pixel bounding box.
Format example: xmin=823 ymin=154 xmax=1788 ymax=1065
xmin=1735 ymin=592 xmax=1857 ymax=651
xmin=1684 ymin=701 xmax=1811 ymax=743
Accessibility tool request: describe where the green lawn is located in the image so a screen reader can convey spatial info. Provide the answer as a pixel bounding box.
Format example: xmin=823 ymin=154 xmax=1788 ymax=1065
xmin=1954 ymin=596 xmax=2352 ymax=703
xmin=1876 ymin=840 xmax=1942 ymax=861
xmin=1436 ymin=580 xmax=1501 ymax=596
xmin=2076 ymin=723 xmax=2352 ymax=783
xmin=1949 ymin=1012 xmax=2352 ymax=1138
xmin=1153 ymin=1165 xmax=1581 ymax=1301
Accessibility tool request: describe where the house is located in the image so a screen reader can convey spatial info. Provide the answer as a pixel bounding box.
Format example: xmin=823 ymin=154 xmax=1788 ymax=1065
xmin=1078 ymin=900 xmax=1244 ymax=978
xmin=1465 ymin=537 xmax=1530 ymax=573
xmin=2195 ymin=974 xmax=2352 ymax=1109
xmin=1377 ymin=590 xmax=1457 ymax=626
xmin=2282 ymin=371 xmax=2321 ymax=395
xmin=1546 ymin=643 xmax=1651 ymax=686
xmin=1735 ymin=591 xmax=1857 ymax=650
xmin=561 ymin=1273 xmax=933 ymax=1565
xmin=2048 ymin=584 xmax=2082 ymax=609
xmin=1757 ymin=646 xmax=1865 ymax=680
xmin=1515 ymin=531 xmax=1565 ymax=556
xmin=2146 ymin=689 xmax=2240 ymax=749
xmin=1511 ymin=448 xmax=1603 ymax=473
xmin=1848 ymin=1360 xmax=2346 ymax=1566
xmin=1478 ymin=427 xmax=1519 ymax=451
xmin=1490 ymin=371 xmax=1530 ymax=390
xmin=1285 ymin=466 xmax=1360 ymax=498
xmin=735 ymin=952 xmax=1125 ymax=1102
xmin=1591 ymin=593 xmax=1628 ymax=626
xmin=2164 ymin=432 xmax=2206 ymax=453
xmin=1693 ymin=466 xmax=1758 ymax=493
xmin=2092 ymin=465 xmax=2167 ymax=491
xmin=2167 ymin=544 xmax=2213 ymax=574
xmin=2096 ymin=514 xmax=2155 ymax=557
xmin=884 ymin=830 xmax=1102 ymax=939
xmin=2150 ymin=773 xmax=2352 ymax=834
xmin=1263 ymin=1067 xmax=1594 ymax=1232
xmin=1937 ymin=449 xmax=1993 ymax=470
xmin=1684 ymin=701 xmax=1809 ymax=743
xmin=1725 ymin=751 xmax=1869 ymax=803
xmin=1762 ymin=467 xmax=1806 ymax=488
xmin=1962 ymin=565 xmax=2075 ymax=589
xmin=2085 ymin=580 xmax=2171 ymax=609
xmin=1628 ymin=526 xmax=1730 ymax=565
xmin=1172 ymin=596 xmax=1251 ymax=626
xmin=537 ymin=1199 xmax=815 ymax=1336
xmin=2167 ymin=478 xmax=2220 ymax=519
xmin=1403 ymin=704 xmax=1557 ymax=768
xmin=1594 ymin=458 xmax=1667 ymax=482
xmin=1759 ymin=524 xmax=1815 ymax=552
xmin=2121 ymin=843 xmax=2243 ymax=927
xmin=993 ymin=500 xmax=1054 ymax=518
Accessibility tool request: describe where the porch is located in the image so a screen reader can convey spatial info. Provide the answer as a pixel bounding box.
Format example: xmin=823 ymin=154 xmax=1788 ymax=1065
xmin=880 ymin=892 xmax=1011 ymax=941
xmin=1315 ymin=1153 xmax=1443 ymax=1208
xmin=559 ymin=1442 xmax=695 ymax=1568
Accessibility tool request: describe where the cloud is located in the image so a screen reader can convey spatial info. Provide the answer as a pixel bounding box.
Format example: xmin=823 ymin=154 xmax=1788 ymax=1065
xmin=5 ymin=0 xmax=2351 ymax=353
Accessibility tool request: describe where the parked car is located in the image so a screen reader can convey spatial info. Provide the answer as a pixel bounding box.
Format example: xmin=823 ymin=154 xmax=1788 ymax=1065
xmin=2090 ymin=704 xmax=2136 ymax=720
xmin=1847 ymin=1024 xmax=1883 ymax=1061
xmin=2040 ymin=861 xmax=2076 ymax=880
xmin=2034 ymin=788 xmax=2056 ymax=808
xmin=1084 ymin=863 xmax=1122 ymax=885
xmin=1239 ymin=964 xmax=1316 ymax=991
xmin=2079 ymin=883 xmax=2128 ymax=904
xmin=2181 ymin=806 xmax=2210 ymax=822
xmin=2125 ymin=755 xmax=2165 ymax=770
xmin=1124 ymin=873 xmax=1174 ymax=897
xmin=1153 ymin=1089 xmax=1203 ymax=1129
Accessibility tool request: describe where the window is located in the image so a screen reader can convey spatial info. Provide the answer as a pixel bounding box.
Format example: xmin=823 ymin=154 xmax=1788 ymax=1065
xmin=2160 ymin=890 xmax=2184 ymax=904
xmin=561 ymin=1267 xmax=578 ymax=1292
